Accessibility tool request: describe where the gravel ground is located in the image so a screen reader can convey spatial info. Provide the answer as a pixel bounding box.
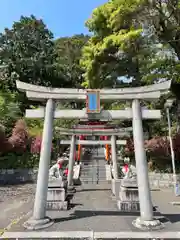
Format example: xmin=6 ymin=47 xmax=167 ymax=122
xmin=0 ymin=183 xmax=35 ymax=202
xmin=0 ymin=183 xmax=35 ymax=231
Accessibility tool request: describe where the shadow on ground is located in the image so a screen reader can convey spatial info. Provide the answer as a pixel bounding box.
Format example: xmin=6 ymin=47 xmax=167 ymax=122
xmin=53 ymin=207 xmax=180 ymax=225
xmin=54 ymin=209 xmax=161 ymax=222
xmin=76 ymin=188 xmax=110 ymax=192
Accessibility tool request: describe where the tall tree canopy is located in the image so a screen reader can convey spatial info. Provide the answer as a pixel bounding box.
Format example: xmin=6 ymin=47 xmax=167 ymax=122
xmin=80 ymin=0 xmax=147 ymax=88
xmin=80 ymin=0 xmax=180 ymax=89
xmin=55 ymin=34 xmax=89 ymax=88
xmin=0 ymin=15 xmax=64 ymax=92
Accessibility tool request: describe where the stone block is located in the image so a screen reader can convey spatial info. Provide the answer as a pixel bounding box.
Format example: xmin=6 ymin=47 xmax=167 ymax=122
xmin=168 ymin=181 xmax=174 ymax=187
xmin=159 ymin=180 xmax=168 ymax=187
xmin=119 ymin=186 xmax=139 ymax=202
xmin=47 ymin=187 xmax=66 ymax=202
xmin=121 ymin=178 xmax=137 ymax=188
xmin=7 ymin=169 xmax=14 ymax=174
xmin=150 ymin=179 xmax=159 ymax=188
xmin=162 ymin=174 xmax=171 ymax=180
xmin=176 ymin=175 xmax=180 ymax=182
xmin=46 ymin=201 xmax=68 ymax=210
xmin=118 ymin=181 xmax=140 ymax=212
xmin=0 ymin=169 xmax=6 ymax=174
xmin=48 ymin=178 xmax=65 ymax=188
xmin=111 ymin=179 xmax=121 ymax=198
xmin=117 ymin=200 xmax=140 ymax=211
xmin=149 ymin=173 xmax=161 ymax=180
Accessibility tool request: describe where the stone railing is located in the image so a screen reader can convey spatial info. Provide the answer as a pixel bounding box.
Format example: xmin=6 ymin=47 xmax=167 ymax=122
xmin=0 ymin=168 xmax=179 ymax=187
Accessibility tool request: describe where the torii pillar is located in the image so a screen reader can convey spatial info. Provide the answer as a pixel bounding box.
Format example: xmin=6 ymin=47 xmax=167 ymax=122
xmin=24 ymin=99 xmax=55 ymax=229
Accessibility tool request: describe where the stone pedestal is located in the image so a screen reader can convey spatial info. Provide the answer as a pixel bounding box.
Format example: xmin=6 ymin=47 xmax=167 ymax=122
xmin=46 ymin=187 xmax=68 ymax=210
xmin=117 ymin=178 xmax=140 ymax=211
xmin=46 ymin=179 xmax=69 ymax=210
xmin=111 ymin=179 xmax=121 ymax=198
xmin=48 ymin=178 xmax=65 ymax=188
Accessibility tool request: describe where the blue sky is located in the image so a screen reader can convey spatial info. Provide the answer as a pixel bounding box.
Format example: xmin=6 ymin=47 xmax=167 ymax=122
xmin=0 ymin=0 xmax=107 ymax=38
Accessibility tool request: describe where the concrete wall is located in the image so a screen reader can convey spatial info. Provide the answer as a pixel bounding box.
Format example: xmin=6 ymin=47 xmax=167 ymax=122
xmin=0 ymin=168 xmax=178 ymax=187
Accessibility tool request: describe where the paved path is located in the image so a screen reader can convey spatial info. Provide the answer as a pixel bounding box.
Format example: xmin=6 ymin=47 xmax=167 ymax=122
xmin=3 ymin=183 xmax=180 ymax=232
xmin=3 ymin=183 xmax=134 ymax=232
xmin=2 ymin=183 xmax=180 ymax=239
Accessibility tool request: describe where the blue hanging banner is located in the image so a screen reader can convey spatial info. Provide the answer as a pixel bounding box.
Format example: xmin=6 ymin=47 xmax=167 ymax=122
xmin=86 ymin=90 xmax=100 ymax=113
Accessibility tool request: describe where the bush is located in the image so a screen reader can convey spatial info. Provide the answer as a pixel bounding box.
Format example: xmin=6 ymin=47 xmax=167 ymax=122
xmin=31 ymin=136 xmax=42 ymax=154
xmin=145 ymin=136 xmax=170 ymax=157
xmin=124 ymin=138 xmax=135 ymax=161
xmin=0 ymin=151 xmax=39 ymax=169
xmin=8 ymin=119 xmax=29 ymax=153
xmin=0 ymin=124 xmax=13 ymax=153
xmin=173 ymin=132 xmax=180 ymax=160
xmin=124 ymin=135 xmax=180 ymax=172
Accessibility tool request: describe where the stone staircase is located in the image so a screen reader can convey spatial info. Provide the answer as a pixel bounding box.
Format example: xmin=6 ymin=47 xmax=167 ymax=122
xmin=80 ymin=148 xmax=107 ymax=184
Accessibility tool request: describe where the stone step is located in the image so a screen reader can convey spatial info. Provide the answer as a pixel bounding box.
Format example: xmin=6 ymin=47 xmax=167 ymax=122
xmin=1 ymin=231 xmax=177 ymax=239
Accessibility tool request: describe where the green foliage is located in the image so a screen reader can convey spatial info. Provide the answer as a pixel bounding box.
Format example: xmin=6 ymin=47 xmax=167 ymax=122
xmin=80 ymin=0 xmax=157 ymax=88
xmin=0 ymin=152 xmax=39 ymax=169
xmin=80 ymin=0 xmax=180 ymax=90
xmin=26 ymin=119 xmax=44 ymax=137
xmin=0 ymin=91 xmax=22 ymax=135
xmin=55 ymin=34 xmax=89 ymax=88
xmin=0 ymin=15 xmax=65 ymax=92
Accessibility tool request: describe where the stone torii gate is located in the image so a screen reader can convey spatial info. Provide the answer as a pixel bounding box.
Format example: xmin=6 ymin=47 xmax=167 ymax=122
xmin=58 ymin=128 xmax=130 ymax=185
xmin=16 ymin=80 xmax=171 ymax=230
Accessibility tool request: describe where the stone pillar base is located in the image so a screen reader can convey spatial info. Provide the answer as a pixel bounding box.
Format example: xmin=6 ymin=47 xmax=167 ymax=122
xmin=23 ymin=217 xmax=54 ymax=230
xmin=132 ymin=217 xmax=164 ymax=230
xmin=46 ymin=201 xmax=68 ymax=210
xmin=117 ymin=200 xmax=140 ymax=211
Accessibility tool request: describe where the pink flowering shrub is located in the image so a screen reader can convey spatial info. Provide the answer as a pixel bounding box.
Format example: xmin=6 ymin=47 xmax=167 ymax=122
xmin=31 ymin=136 xmax=42 ymax=154
xmin=8 ymin=119 xmax=29 ymax=153
xmin=145 ymin=136 xmax=170 ymax=157
xmin=30 ymin=135 xmax=53 ymax=154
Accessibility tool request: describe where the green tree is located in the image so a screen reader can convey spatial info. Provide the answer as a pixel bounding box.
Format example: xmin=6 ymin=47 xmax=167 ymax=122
xmin=139 ymin=0 xmax=180 ymax=61
xmin=80 ymin=0 xmax=158 ymax=89
xmin=0 ymin=15 xmax=65 ymax=92
xmin=55 ymin=34 xmax=89 ymax=88
xmin=0 ymin=91 xmax=21 ymax=135
xmin=80 ymin=0 xmax=180 ymax=89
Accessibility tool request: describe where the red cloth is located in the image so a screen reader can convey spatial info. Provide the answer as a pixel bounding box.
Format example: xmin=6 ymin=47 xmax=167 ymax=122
xmin=123 ymin=164 xmax=129 ymax=173
xmin=58 ymin=163 xmax=62 ymax=169
xmin=64 ymin=168 xmax=68 ymax=176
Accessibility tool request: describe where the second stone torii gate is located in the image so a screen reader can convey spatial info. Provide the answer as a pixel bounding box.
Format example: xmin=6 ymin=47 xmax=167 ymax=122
xmin=16 ymin=80 xmax=171 ymax=230
xmin=58 ymin=128 xmax=130 ymax=185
